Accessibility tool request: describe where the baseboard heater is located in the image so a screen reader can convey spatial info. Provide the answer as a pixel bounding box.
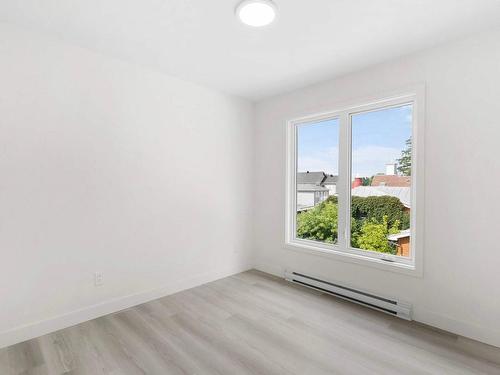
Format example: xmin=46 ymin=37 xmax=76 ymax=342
xmin=284 ymin=270 xmax=412 ymax=320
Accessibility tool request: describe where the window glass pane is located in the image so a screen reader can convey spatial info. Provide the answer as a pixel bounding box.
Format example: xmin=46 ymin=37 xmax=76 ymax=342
xmin=296 ymin=118 xmax=339 ymax=244
xmin=350 ymin=104 xmax=412 ymax=257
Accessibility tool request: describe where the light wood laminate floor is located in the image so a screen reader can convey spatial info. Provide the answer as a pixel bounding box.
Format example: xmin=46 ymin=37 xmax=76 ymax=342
xmin=1 ymin=270 xmax=499 ymax=374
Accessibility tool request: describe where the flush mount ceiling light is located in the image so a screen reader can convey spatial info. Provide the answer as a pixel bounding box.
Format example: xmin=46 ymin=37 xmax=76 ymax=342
xmin=236 ymin=0 xmax=277 ymax=27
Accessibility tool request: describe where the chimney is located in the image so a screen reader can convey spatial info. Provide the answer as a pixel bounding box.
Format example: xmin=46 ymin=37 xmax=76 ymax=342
xmin=352 ymin=177 xmax=363 ymax=188
xmin=385 ymin=163 xmax=397 ymax=176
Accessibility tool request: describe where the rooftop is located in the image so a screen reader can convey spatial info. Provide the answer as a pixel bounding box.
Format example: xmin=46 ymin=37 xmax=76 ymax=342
xmin=297 ymin=171 xmax=326 ymax=185
xmin=352 ymin=186 xmax=411 ymax=208
xmin=388 ymin=229 xmax=411 ymax=241
xmin=371 ymin=175 xmax=411 ymax=187
xmin=324 ymin=175 xmax=339 ymax=184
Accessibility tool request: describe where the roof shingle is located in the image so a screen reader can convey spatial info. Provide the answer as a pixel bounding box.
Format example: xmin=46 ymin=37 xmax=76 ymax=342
xmin=371 ymin=175 xmax=411 ymax=187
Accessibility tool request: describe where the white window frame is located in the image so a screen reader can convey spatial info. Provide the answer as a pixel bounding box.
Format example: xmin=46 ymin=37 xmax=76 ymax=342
xmin=285 ymin=86 xmax=425 ymax=277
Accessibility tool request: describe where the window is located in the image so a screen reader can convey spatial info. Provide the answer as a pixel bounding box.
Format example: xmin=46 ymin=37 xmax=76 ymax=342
xmin=296 ymin=118 xmax=339 ymax=244
xmin=286 ymin=90 xmax=423 ymax=273
xmin=350 ymin=104 xmax=412 ymax=257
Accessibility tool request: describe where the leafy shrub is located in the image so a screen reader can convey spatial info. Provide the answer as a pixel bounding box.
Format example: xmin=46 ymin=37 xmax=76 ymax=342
xmin=297 ymin=200 xmax=338 ymax=243
xmin=351 ymin=196 xmax=409 ymax=230
xmin=356 ymin=216 xmax=400 ymax=254
xmin=325 ymin=195 xmax=338 ymax=204
xmin=297 ymin=195 xmax=409 ymax=254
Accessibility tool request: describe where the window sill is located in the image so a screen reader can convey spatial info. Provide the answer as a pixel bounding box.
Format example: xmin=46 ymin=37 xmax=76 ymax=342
xmin=284 ymin=239 xmax=422 ymax=278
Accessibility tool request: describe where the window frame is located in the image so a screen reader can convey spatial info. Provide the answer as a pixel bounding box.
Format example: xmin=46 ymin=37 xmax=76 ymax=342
xmin=285 ymin=87 xmax=424 ymax=277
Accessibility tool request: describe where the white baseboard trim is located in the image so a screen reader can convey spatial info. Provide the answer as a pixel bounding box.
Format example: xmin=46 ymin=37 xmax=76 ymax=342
xmin=414 ymin=308 xmax=500 ymax=349
xmin=255 ymin=267 xmax=500 ymax=349
xmin=254 ymin=262 xmax=284 ymax=278
xmin=0 ymin=263 xmax=252 ymax=349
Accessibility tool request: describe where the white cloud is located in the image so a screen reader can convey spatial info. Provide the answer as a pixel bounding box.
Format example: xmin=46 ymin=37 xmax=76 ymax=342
xmin=298 ymin=146 xmax=339 ymax=175
xmin=298 ymin=145 xmax=403 ymax=177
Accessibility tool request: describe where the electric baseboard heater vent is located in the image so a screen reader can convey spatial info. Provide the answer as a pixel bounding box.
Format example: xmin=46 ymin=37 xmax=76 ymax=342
xmin=284 ymin=270 xmax=412 ymax=320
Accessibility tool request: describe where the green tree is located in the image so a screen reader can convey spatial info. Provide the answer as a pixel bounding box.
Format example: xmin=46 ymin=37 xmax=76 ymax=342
xmin=297 ymin=200 xmax=338 ymax=243
xmin=350 ymin=216 xmax=363 ymax=248
xmin=361 ymin=176 xmax=373 ymax=186
xmin=357 ymin=216 xmax=400 ymax=254
xmin=397 ymin=138 xmax=412 ymax=176
xmin=297 ymin=195 xmax=409 ymax=253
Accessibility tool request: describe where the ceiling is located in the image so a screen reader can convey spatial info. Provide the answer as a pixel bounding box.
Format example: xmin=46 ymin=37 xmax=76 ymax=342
xmin=1 ymin=0 xmax=500 ymax=100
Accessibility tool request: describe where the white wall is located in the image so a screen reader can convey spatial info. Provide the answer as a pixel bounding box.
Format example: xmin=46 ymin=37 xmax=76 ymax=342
xmin=254 ymin=29 xmax=500 ymax=347
xmin=2 ymin=21 xmax=499 ymax=351
xmin=0 ymin=24 xmax=254 ymax=348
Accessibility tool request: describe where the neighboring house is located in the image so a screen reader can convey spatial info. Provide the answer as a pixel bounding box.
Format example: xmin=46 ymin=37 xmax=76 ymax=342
xmin=388 ymin=229 xmax=411 ymax=257
xmin=323 ymin=174 xmax=338 ymax=196
xmin=371 ymin=163 xmax=411 ymax=187
xmin=297 ymin=184 xmax=329 ymax=211
xmin=296 ymin=171 xmax=334 ymax=211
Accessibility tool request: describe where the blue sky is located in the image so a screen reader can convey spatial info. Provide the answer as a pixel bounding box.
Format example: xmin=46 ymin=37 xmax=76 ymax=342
xmin=297 ymin=104 xmax=412 ymax=177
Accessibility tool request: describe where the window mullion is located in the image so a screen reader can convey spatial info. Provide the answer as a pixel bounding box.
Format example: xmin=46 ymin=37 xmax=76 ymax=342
xmin=337 ymin=111 xmax=350 ymax=249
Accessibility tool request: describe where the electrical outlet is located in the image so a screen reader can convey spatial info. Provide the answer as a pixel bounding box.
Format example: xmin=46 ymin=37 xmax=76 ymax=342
xmin=94 ymin=272 xmax=104 ymax=287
